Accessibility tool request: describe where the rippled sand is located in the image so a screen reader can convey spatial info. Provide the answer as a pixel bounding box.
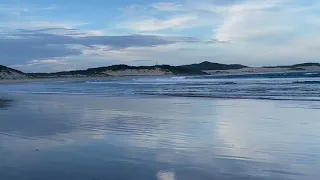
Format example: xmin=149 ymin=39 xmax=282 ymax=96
xmin=1 ymin=94 xmax=320 ymax=180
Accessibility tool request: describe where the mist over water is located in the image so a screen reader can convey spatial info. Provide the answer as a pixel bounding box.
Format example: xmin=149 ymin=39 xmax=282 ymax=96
xmin=1 ymin=73 xmax=320 ymax=180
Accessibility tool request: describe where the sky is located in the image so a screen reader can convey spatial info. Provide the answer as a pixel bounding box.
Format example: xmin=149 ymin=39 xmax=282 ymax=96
xmin=0 ymin=0 xmax=320 ymax=72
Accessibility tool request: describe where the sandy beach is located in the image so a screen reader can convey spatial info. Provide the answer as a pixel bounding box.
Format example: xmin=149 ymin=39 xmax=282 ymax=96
xmin=1 ymin=93 xmax=320 ymax=180
xmin=1 ymin=0 xmax=320 ymax=179
xmin=1 ymin=70 xmax=320 ymax=180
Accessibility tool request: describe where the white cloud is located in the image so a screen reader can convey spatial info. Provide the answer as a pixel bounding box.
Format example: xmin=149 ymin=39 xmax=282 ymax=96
xmin=203 ymin=0 xmax=320 ymax=65
xmin=4 ymin=0 xmax=320 ymax=71
xmin=32 ymin=28 xmax=105 ymax=37
xmin=123 ymin=15 xmax=198 ymax=32
xmin=151 ymin=2 xmax=184 ymax=11
xmin=0 ymin=21 xmax=86 ymax=30
xmin=215 ymin=11 xmax=290 ymax=42
xmin=12 ymin=59 xmax=66 ymax=70
xmin=30 ymin=59 xmax=60 ymax=64
xmin=214 ymin=0 xmax=292 ymax=41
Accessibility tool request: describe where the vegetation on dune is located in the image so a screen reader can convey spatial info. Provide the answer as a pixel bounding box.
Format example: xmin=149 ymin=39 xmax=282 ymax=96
xmin=291 ymin=63 xmax=320 ymax=67
xmin=0 ymin=61 xmax=251 ymax=78
xmin=0 ymin=65 xmax=27 ymax=80
xmin=0 ymin=65 xmax=24 ymax=74
xmin=179 ymin=61 xmax=248 ymax=70
xmin=28 ymin=64 xmax=208 ymax=77
xmin=1 ymin=61 xmax=320 ymax=79
xmin=264 ymin=63 xmax=320 ymax=68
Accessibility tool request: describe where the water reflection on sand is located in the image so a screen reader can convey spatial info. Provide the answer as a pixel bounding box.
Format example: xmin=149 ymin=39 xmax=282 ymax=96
xmin=1 ymin=94 xmax=320 ymax=180
xmin=0 ymin=98 xmax=13 ymax=109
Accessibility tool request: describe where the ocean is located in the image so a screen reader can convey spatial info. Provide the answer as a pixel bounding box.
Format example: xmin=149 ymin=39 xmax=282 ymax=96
xmin=1 ymin=72 xmax=320 ymax=180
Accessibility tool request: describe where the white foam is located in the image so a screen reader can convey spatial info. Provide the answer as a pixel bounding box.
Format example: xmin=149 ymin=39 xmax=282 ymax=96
xmin=305 ymin=73 xmax=319 ymax=75
xmin=157 ymin=171 xmax=176 ymax=180
xmin=86 ymin=80 xmax=177 ymax=85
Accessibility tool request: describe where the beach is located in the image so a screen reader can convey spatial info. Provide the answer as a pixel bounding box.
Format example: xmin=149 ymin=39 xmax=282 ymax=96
xmin=1 ymin=74 xmax=320 ymax=180
xmin=1 ymin=0 xmax=320 ymax=178
xmin=1 ymin=93 xmax=320 ymax=180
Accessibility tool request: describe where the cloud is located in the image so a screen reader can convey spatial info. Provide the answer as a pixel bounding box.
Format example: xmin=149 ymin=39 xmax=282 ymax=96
xmin=151 ymin=2 xmax=183 ymax=11
xmin=30 ymin=59 xmax=60 ymax=64
xmin=2 ymin=0 xmax=320 ymax=72
xmin=213 ymin=0 xmax=292 ymax=42
xmin=122 ymin=15 xmax=198 ymax=32
xmin=1 ymin=29 xmax=202 ymax=68
xmin=15 ymin=28 xmax=105 ymax=37
xmin=0 ymin=36 xmax=81 ymax=65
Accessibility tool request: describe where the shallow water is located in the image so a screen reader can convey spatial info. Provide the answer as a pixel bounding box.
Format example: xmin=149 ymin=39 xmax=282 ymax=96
xmin=1 ymin=74 xmax=320 ymax=101
xmin=1 ymin=74 xmax=320 ymax=179
xmin=1 ymin=93 xmax=320 ymax=180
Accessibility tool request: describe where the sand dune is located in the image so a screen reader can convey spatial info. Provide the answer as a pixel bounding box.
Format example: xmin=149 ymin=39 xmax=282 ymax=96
xmin=0 ymin=70 xmax=27 ymax=80
xmin=205 ymin=66 xmax=320 ymax=75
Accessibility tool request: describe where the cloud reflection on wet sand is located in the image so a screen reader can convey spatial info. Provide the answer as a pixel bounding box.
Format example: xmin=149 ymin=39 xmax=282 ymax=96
xmin=1 ymin=94 xmax=320 ymax=180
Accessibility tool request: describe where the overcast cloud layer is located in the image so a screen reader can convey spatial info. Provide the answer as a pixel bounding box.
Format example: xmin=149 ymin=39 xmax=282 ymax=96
xmin=0 ymin=0 xmax=319 ymax=72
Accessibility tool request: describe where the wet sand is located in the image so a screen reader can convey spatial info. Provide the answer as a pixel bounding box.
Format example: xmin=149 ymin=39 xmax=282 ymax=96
xmin=1 ymin=94 xmax=320 ymax=180
xmin=0 ymin=99 xmax=12 ymax=108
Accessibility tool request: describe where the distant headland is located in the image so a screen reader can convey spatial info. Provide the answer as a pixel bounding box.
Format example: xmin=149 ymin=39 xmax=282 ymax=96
xmin=1 ymin=61 xmax=320 ymax=80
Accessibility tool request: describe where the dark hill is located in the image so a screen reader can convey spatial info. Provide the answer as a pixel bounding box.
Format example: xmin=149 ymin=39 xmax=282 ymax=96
xmin=291 ymin=63 xmax=320 ymax=67
xmin=179 ymin=61 xmax=248 ymax=70
xmin=264 ymin=63 xmax=320 ymax=68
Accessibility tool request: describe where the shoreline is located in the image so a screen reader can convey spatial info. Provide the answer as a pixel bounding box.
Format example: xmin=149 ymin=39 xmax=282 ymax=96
xmin=0 ymin=76 xmax=113 ymax=84
xmin=1 ymin=69 xmax=320 ymax=84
